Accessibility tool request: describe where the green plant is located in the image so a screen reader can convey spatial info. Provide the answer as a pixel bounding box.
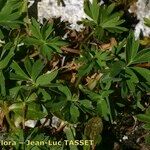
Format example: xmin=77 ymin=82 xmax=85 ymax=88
xmin=77 ymin=32 xmax=150 ymax=112
xmin=0 ymin=0 xmax=26 ymax=29
xmin=24 ymin=18 xmax=67 ymax=60
xmin=110 ymin=32 xmax=150 ymax=97
xmin=137 ymin=108 xmax=150 ymax=143
xmin=83 ymin=0 xmax=127 ymax=39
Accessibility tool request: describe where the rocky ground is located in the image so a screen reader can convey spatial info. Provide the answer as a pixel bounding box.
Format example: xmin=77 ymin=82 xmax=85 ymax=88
xmin=28 ymin=0 xmax=150 ymax=37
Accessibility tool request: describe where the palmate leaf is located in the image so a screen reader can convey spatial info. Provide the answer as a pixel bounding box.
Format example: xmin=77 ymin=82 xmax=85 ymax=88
xmin=11 ymin=61 xmax=30 ymax=81
xmin=95 ymin=50 xmax=111 ymax=67
xmin=132 ymin=48 xmax=150 ymax=64
xmin=11 ymin=58 xmax=58 ymax=86
xmin=83 ymin=0 xmax=127 ymax=39
xmin=10 ymin=59 xmax=44 ymax=82
xmin=119 ymin=66 xmax=150 ymax=97
xmin=124 ymin=32 xmax=150 ymax=65
xmin=84 ymin=0 xmax=100 ymax=23
xmin=81 ymin=87 xmax=112 ymax=121
xmin=24 ymin=18 xmax=66 ymax=59
xmin=109 ymin=32 xmax=150 ymax=98
xmin=0 ymin=0 xmax=24 ymax=29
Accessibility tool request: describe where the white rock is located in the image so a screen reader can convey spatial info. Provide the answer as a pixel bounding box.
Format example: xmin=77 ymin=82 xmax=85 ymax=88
xmin=135 ymin=0 xmax=150 ymax=38
xmin=25 ymin=120 xmax=37 ymax=128
xmin=28 ymin=0 xmax=150 ymax=37
xmin=37 ymin=0 xmax=87 ymax=31
xmin=122 ymin=135 xmax=128 ymax=141
xmin=51 ymin=116 xmax=60 ymax=128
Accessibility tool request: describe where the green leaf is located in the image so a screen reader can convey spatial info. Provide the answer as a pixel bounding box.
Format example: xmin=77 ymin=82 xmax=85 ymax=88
xmin=9 ymin=86 xmax=23 ymax=98
xmin=137 ymin=114 xmax=150 ymax=123
xmin=125 ymin=67 xmax=139 ymax=83
xmin=95 ymin=50 xmax=111 ymax=67
xmin=0 ymin=70 xmax=6 ymax=96
xmin=25 ymin=19 xmax=66 ymax=59
xmin=83 ymin=1 xmax=127 ymax=39
xmin=38 ymin=88 xmax=51 ymax=101
xmin=41 ymin=22 xmax=53 ymax=40
xmin=26 ymin=103 xmax=47 ymax=120
xmin=97 ymin=99 xmax=109 ymax=120
xmin=40 ymin=44 xmax=52 ymax=59
xmin=143 ymin=124 xmax=150 ymax=130
xmin=64 ymin=126 xmax=78 ymax=150
xmin=30 ymin=18 xmax=43 ymax=39
xmin=31 ymin=59 xmax=45 ymax=81
xmin=26 ymin=93 xmax=37 ymax=102
xmin=107 ymin=3 xmax=116 ymax=15
xmin=126 ymin=80 xmax=136 ymax=93
xmin=24 ymin=57 xmax=32 ymax=76
xmin=70 ymin=104 xmax=80 ymax=123
xmin=10 ymin=73 xmax=30 ymax=81
xmin=11 ymin=61 xmax=30 ymax=80
xmin=131 ymin=67 xmax=150 ymax=82
xmin=84 ymin=0 xmax=92 ymax=18
xmin=58 ymin=85 xmax=72 ymax=100
xmin=80 ymin=100 xmax=93 ymax=109
xmin=121 ymin=81 xmax=128 ymax=98
xmin=126 ymin=32 xmax=139 ymax=64
xmin=9 ymin=102 xmax=48 ymax=120
xmin=112 ymin=38 xmax=126 ymax=55
xmin=90 ymin=0 xmax=100 ymax=23
xmin=0 ymin=29 xmax=4 ymax=39
xmin=0 ymin=47 xmax=15 ymax=70
xmin=78 ymin=62 xmax=94 ymax=77
xmin=0 ymin=0 xmax=24 ymax=29
xmin=132 ymin=48 xmax=150 ymax=64
xmin=110 ymin=61 xmax=125 ymax=77
xmin=36 ymin=70 xmax=58 ymax=86
xmin=24 ymin=37 xmax=43 ymax=45
xmin=9 ymin=102 xmax=24 ymax=112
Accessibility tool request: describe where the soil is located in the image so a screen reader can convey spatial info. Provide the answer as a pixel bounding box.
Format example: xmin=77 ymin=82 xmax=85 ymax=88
xmin=98 ymin=113 xmax=150 ymax=150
